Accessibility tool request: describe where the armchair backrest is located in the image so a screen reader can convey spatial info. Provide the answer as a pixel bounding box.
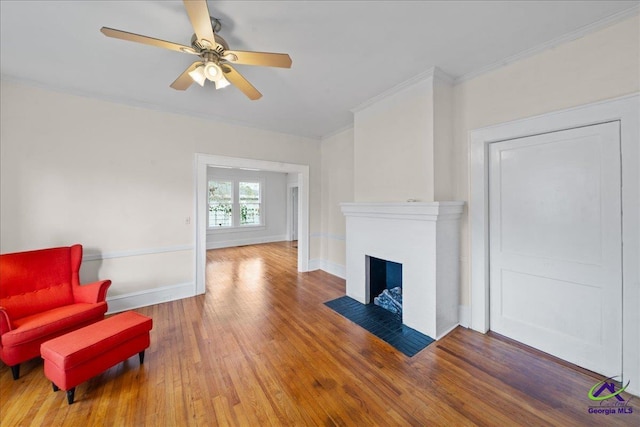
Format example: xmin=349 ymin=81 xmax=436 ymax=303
xmin=0 ymin=245 xmax=82 ymax=320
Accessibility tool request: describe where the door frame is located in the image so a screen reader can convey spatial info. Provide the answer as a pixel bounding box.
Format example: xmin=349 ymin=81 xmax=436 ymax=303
xmin=469 ymin=94 xmax=639 ymax=393
xmin=194 ymin=154 xmax=310 ymax=295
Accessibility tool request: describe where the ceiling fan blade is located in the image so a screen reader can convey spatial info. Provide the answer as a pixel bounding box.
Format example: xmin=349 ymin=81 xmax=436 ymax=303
xmin=221 ymin=64 xmax=262 ymax=100
xmin=170 ymin=61 xmax=202 ymax=90
xmin=100 ymin=27 xmax=197 ymax=54
xmin=223 ymin=50 xmax=292 ymax=68
xmin=183 ymin=0 xmax=216 ymax=49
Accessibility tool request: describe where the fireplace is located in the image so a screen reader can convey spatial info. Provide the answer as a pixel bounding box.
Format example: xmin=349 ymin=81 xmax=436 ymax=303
xmin=368 ymin=256 xmax=403 ymax=315
xmin=341 ymin=202 xmax=464 ymax=339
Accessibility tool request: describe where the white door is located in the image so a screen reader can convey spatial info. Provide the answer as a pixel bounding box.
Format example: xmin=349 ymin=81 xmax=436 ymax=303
xmin=489 ymin=121 xmax=622 ymax=377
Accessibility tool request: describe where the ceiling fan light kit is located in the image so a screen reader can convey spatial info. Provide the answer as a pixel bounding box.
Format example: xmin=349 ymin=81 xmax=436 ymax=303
xmin=188 ymin=66 xmax=206 ymax=86
xmin=214 ymin=77 xmax=231 ymax=90
xmin=204 ymin=62 xmax=219 ymax=80
xmin=100 ymin=0 xmax=291 ymax=100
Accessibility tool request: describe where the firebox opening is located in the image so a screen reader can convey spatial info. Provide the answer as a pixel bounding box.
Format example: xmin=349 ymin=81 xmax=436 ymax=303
xmin=367 ymin=256 xmax=402 ymax=316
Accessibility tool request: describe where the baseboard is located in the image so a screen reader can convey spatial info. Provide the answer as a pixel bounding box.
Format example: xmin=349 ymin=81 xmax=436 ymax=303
xmin=309 ymin=258 xmax=346 ymax=279
xmin=458 ymin=305 xmax=470 ymax=328
xmin=106 ymin=282 xmax=195 ymax=314
xmin=206 ymin=234 xmax=287 ymax=250
xmin=436 ymin=323 xmax=460 ymax=340
xmin=436 ymin=299 xmax=472 ymax=339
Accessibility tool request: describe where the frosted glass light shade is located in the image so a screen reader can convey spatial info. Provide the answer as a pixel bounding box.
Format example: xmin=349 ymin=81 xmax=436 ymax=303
xmin=204 ymin=62 xmax=221 ymax=81
xmin=215 ymin=77 xmax=231 ymax=90
xmin=188 ymin=66 xmax=206 ymax=86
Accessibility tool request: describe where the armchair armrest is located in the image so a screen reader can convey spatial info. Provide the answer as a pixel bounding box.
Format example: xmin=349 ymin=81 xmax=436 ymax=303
xmin=72 ymin=280 xmax=112 ymax=304
xmin=0 ymin=306 xmax=12 ymax=336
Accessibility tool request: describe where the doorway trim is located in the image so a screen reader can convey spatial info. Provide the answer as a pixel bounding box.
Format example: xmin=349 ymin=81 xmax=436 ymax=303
xmin=195 ymin=154 xmax=310 ymax=295
xmin=469 ymin=93 xmax=639 ymax=394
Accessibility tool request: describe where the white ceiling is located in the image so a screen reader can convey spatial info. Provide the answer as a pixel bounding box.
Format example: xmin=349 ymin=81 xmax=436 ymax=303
xmin=1 ymin=1 xmax=638 ymax=139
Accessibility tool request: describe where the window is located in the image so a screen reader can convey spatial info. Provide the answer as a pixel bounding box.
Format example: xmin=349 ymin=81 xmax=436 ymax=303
xmin=208 ymin=179 xmax=263 ymax=229
xmin=208 ymin=180 xmax=233 ymax=228
xmin=239 ymin=182 xmax=261 ymax=226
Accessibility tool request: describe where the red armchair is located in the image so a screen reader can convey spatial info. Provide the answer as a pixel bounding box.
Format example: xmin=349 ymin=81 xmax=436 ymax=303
xmin=0 ymin=244 xmax=111 ymax=379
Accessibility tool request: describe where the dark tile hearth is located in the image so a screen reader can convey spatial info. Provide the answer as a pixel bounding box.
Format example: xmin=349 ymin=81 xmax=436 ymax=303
xmin=324 ymin=296 xmax=434 ymax=357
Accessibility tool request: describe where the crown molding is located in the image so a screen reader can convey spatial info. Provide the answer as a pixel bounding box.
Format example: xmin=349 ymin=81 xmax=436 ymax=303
xmin=350 ymin=66 xmax=454 ymax=114
xmin=0 ymin=74 xmax=323 ymax=141
xmin=432 ymin=67 xmax=455 ymax=85
xmin=321 ymin=123 xmax=354 ymax=141
xmin=455 ymin=4 xmax=640 ymax=84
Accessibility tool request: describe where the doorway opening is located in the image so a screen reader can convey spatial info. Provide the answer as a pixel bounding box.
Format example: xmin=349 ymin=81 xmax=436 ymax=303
xmin=195 ymin=154 xmax=310 ymax=295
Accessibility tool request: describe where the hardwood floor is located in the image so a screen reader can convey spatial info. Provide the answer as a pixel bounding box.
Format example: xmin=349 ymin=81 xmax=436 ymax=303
xmin=1 ymin=242 xmax=637 ymax=426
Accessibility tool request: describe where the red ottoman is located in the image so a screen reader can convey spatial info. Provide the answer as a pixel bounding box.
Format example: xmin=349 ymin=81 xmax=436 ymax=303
xmin=40 ymin=311 xmax=152 ymax=404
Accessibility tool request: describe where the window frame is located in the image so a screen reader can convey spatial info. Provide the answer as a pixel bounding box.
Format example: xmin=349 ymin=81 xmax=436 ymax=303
xmin=207 ymin=177 xmax=266 ymax=232
xmin=238 ymin=180 xmax=263 ymax=227
xmin=207 ymin=179 xmax=234 ymax=229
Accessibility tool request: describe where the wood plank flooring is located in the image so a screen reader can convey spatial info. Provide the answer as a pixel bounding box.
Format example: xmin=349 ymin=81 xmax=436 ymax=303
xmin=1 ymin=242 xmax=637 ymax=426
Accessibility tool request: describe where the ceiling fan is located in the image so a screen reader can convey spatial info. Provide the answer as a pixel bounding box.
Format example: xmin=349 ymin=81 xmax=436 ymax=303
xmin=100 ymin=0 xmax=292 ymax=100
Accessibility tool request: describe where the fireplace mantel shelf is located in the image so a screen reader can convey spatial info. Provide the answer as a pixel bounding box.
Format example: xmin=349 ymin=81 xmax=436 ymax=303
xmin=341 ymin=201 xmax=464 ymax=221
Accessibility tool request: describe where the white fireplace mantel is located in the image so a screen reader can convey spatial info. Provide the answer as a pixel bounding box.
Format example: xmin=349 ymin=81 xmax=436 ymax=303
xmin=341 ymin=201 xmax=464 ymax=340
xmin=341 ymin=202 xmax=464 ymax=220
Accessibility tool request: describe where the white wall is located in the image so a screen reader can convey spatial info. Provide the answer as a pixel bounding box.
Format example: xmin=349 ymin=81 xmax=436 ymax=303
xmin=453 ymin=14 xmax=640 ymax=307
xmin=206 ymin=167 xmax=287 ymax=249
xmin=353 ymin=78 xmax=433 ymax=202
xmin=314 ymin=127 xmax=354 ymax=278
xmin=433 ymin=74 xmax=454 ymax=200
xmin=0 ymin=81 xmax=321 ymax=305
xmin=285 ymin=172 xmax=299 ymax=241
xmin=352 ymin=70 xmax=454 ymax=203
